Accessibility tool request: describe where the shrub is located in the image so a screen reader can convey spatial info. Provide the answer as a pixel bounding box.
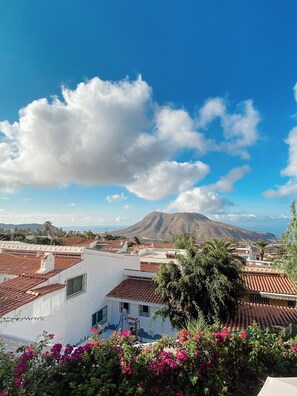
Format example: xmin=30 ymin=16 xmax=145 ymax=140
xmin=0 ymin=325 xmax=297 ymax=396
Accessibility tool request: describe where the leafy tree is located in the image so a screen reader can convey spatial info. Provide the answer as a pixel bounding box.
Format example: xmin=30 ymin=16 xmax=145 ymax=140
xmin=43 ymin=221 xmax=53 ymax=244
xmin=254 ymin=239 xmax=269 ymax=261
xmin=203 ymin=238 xmax=236 ymax=256
xmin=83 ymin=230 xmax=96 ymax=239
xmin=173 ymin=233 xmax=196 ymax=249
xmin=281 ymin=200 xmax=297 ymax=280
xmin=154 ymin=243 xmax=246 ymax=329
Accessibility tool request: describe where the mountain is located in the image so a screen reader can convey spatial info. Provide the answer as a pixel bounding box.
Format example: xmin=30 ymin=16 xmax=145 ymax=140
xmin=113 ymin=212 xmax=276 ymax=242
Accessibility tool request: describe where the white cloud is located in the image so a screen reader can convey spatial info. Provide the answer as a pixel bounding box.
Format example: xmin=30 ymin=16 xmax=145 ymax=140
xmin=263 ymin=126 xmax=297 ymax=198
xmin=197 ymin=97 xmax=226 ymax=127
xmin=115 ymin=216 xmax=130 ymax=223
xmin=106 ymin=192 xmax=127 ymax=203
xmin=208 ymin=213 xmax=257 ymax=222
xmin=67 ymin=203 xmax=76 ymax=207
xmin=167 ymin=165 xmax=250 ymax=213
xmin=294 ymin=83 xmax=297 ymax=102
xmin=0 ymin=75 xmax=260 ymax=199
xmin=167 ymin=187 xmax=234 ymax=213
xmin=197 ymin=98 xmax=260 ymax=159
xmin=156 ymin=108 xmax=211 ymax=154
xmin=126 ymin=160 xmax=210 ymax=200
xmin=264 ymin=85 xmax=297 ymax=198
xmin=124 ymin=204 xmax=133 ymax=210
xmin=211 ymin=165 xmax=251 ymax=192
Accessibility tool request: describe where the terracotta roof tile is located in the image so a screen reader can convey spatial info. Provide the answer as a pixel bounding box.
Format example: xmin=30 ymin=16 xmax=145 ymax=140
xmin=243 ymin=273 xmax=297 ymax=295
xmin=0 ymin=289 xmax=37 ymax=317
xmin=0 ymin=254 xmax=81 ymax=317
xmin=227 ymin=302 xmax=297 ymax=331
xmin=107 ymin=278 xmax=162 ymax=304
xmin=65 ymin=237 xmax=95 ymax=247
xmin=0 ymin=254 xmax=81 ymax=276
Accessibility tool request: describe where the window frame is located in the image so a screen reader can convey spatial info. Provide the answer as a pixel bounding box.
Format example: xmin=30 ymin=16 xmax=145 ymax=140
xmin=119 ymin=302 xmax=130 ymax=314
xmin=139 ymin=304 xmax=150 ymax=317
xmin=66 ymin=274 xmax=87 ymax=299
xmin=249 ymin=293 xmax=269 ymax=305
xmin=92 ymin=305 xmax=108 ymax=326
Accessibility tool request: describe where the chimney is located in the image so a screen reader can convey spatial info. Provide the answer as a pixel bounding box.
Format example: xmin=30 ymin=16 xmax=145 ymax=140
xmin=37 ymin=253 xmax=55 ymax=274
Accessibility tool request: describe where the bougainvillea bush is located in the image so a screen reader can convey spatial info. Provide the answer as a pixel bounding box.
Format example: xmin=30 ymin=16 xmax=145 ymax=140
xmin=1 ymin=325 xmax=297 ymax=396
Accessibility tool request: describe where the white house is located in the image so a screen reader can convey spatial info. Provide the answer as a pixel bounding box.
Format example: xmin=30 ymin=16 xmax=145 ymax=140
xmin=106 ymin=269 xmax=175 ymax=340
xmin=0 ymin=241 xmax=139 ymax=346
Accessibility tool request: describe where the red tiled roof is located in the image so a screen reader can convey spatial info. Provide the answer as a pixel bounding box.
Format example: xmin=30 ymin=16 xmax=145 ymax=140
xmin=0 ymin=253 xmax=81 ymax=276
xmin=0 ymin=288 xmax=37 ymax=317
xmin=227 ymin=302 xmax=297 ymax=331
xmin=106 ymin=279 xmax=297 ymax=332
xmin=106 ymin=278 xmax=162 ymax=304
xmin=65 ymin=237 xmax=95 ymax=247
xmin=0 ymin=253 xmax=81 ymax=316
xmin=243 ymin=273 xmax=297 ymax=295
xmin=0 ymin=275 xmax=47 ymax=292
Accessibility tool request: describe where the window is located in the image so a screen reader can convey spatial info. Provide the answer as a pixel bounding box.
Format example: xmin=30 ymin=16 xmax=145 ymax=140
xmin=66 ymin=274 xmax=86 ymax=299
xmin=249 ymin=293 xmax=269 ymax=305
xmin=288 ymin=300 xmax=296 ymax=308
xmin=119 ymin=302 xmax=130 ymax=314
xmin=92 ymin=306 xmax=108 ymax=326
xmin=139 ymin=305 xmax=150 ymax=317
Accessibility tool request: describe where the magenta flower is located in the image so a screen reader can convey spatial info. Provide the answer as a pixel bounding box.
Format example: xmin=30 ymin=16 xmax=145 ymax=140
xmin=240 ymin=330 xmax=248 ymax=339
xmin=176 ymin=350 xmax=188 ymax=362
xmin=120 ymin=330 xmax=131 ymax=337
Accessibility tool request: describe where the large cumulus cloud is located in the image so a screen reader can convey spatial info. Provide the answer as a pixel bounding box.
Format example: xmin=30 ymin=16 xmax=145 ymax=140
xmin=0 ymin=75 xmax=259 ymax=201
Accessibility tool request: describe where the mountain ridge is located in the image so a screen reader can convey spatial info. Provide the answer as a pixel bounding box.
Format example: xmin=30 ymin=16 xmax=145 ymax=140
xmin=113 ymin=212 xmax=276 ymax=242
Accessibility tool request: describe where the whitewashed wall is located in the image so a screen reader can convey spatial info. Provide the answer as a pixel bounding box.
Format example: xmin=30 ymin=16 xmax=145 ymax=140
xmin=0 ymin=250 xmax=139 ymax=346
xmin=107 ymin=298 xmax=175 ymax=339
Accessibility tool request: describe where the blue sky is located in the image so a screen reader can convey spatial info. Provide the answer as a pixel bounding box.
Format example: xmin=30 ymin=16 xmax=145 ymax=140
xmin=0 ymin=0 xmax=297 ymax=235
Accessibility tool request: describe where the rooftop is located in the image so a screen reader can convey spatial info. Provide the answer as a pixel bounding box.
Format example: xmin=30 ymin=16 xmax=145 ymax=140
xmin=0 ymin=254 xmax=82 ymax=316
xmin=106 ymin=278 xmax=162 ymax=304
xmin=0 ymin=241 xmax=84 ymax=254
xmin=227 ymin=303 xmax=297 ymax=332
xmin=0 ymin=253 xmax=82 ymax=276
xmin=244 ymin=273 xmax=297 ymax=295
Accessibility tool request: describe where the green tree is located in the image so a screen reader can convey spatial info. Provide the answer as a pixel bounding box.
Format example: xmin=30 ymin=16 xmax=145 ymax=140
xmin=203 ymin=238 xmax=236 ymax=256
xmin=43 ymin=221 xmax=53 ymax=244
xmin=281 ymin=200 xmax=297 ymax=280
xmin=254 ymin=239 xmax=269 ymax=261
xmin=173 ymin=233 xmax=196 ymax=249
xmin=154 ymin=243 xmax=245 ymax=329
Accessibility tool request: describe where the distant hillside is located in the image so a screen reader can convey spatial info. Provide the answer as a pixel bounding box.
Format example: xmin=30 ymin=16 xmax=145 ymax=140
xmin=113 ymin=212 xmax=276 ymax=242
xmin=0 ymin=223 xmax=58 ymax=232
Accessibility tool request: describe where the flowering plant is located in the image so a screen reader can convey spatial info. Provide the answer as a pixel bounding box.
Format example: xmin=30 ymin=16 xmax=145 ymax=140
xmin=0 ymin=324 xmax=296 ymax=395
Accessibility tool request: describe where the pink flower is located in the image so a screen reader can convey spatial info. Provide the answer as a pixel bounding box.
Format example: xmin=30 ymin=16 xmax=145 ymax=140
xmin=91 ymin=327 xmax=99 ymax=334
xmin=176 ymin=391 xmax=184 ymax=396
xmin=240 ymin=330 xmax=248 ymax=339
xmin=120 ymin=330 xmax=131 ymax=337
xmin=221 ymin=327 xmax=230 ymax=338
xmin=178 ymin=329 xmax=190 ymax=342
xmin=176 ymin=350 xmax=188 ymax=362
